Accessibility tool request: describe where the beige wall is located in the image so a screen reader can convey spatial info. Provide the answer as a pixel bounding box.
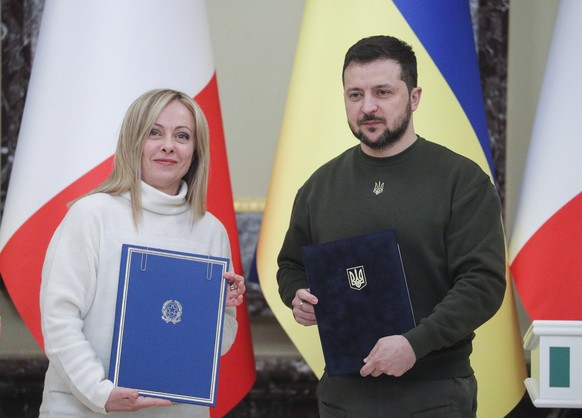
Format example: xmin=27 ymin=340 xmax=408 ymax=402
xmin=506 ymin=0 xmax=560 ymax=234
xmin=506 ymin=0 xmax=560 ymax=337
xmin=207 ymin=0 xmax=306 ymax=202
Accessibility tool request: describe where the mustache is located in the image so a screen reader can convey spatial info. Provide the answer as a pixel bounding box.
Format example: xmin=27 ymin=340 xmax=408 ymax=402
xmin=357 ymin=114 xmax=386 ymax=125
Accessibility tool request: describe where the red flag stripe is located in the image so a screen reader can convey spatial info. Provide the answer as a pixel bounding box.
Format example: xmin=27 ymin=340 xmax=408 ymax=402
xmin=510 ymin=192 xmax=582 ymax=320
xmin=0 ymin=157 xmax=113 ymax=345
xmin=197 ymin=74 xmax=256 ymax=417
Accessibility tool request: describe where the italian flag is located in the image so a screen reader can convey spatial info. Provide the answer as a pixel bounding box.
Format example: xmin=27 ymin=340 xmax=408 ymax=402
xmin=0 ymin=1 xmax=255 ymax=415
xmin=509 ymin=0 xmax=582 ymax=321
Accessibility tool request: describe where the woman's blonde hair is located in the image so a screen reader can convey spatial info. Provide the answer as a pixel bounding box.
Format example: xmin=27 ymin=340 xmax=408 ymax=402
xmin=89 ymin=88 xmax=210 ymax=226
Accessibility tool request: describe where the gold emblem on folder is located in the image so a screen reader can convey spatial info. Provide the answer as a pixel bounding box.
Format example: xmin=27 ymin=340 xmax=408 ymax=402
xmin=346 ymin=266 xmax=367 ymax=290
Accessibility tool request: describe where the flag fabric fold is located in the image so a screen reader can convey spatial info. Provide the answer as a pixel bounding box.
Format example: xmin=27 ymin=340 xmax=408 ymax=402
xmin=257 ymin=1 xmax=525 ymax=417
xmin=0 ymin=0 xmax=254 ymax=415
xmin=509 ymin=0 xmax=582 ymax=321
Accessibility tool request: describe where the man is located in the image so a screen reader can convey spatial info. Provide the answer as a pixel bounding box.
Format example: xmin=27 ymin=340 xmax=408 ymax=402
xmin=277 ymin=35 xmax=506 ymax=417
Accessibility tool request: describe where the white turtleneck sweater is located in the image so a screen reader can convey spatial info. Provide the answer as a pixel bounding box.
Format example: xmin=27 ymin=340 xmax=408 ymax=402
xmin=39 ymin=181 xmax=237 ymax=417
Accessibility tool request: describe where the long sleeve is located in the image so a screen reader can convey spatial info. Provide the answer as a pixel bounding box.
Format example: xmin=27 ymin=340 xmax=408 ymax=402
xmin=277 ymin=190 xmax=312 ymax=307
xmin=40 ymin=202 xmax=113 ymax=413
xmin=403 ymin=173 xmax=506 ymax=359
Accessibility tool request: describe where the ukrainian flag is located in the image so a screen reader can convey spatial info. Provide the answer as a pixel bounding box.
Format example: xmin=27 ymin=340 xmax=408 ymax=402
xmin=257 ymin=1 xmax=526 ymax=416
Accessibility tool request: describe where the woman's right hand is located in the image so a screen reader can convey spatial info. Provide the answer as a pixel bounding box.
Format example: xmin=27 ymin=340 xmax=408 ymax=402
xmin=105 ymin=387 xmax=172 ymax=412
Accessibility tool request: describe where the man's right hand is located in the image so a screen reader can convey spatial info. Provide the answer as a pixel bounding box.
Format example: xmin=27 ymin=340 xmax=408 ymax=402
xmin=292 ymin=288 xmax=318 ymax=326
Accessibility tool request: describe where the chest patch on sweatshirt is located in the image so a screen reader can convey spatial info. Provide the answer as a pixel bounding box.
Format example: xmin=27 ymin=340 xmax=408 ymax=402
xmin=373 ymin=181 xmax=384 ymax=195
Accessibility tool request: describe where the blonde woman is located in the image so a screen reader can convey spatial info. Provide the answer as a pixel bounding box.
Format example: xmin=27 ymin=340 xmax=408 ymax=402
xmin=39 ymin=89 xmax=245 ymax=417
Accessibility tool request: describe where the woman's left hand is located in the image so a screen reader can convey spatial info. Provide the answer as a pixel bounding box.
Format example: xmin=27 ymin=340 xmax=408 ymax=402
xmin=224 ymin=272 xmax=245 ymax=307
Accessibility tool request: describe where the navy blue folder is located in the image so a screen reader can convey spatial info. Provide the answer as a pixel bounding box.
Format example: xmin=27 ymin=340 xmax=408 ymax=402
xmin=301 ymin=229 xmax=416 ymax=376
xmin=108 ymin=244 xmax=229 ymax=405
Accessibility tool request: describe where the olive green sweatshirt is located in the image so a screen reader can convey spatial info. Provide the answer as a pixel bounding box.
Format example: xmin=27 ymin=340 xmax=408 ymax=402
xmin=277 ymin=137 xmax=506 ymax=380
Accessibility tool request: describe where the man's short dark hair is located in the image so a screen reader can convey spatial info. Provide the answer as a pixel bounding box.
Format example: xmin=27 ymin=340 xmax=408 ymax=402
xmin=342 ymin=35 xmax=418 ymax=92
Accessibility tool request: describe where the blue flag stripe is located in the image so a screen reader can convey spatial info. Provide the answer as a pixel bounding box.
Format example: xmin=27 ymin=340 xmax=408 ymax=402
xmin=393 ymin=0 xmax=495 ymax=175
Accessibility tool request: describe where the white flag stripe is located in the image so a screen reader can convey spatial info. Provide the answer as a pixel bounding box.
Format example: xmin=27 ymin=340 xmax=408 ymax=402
xmin=508 ymin=0 xmax=582 ymax=259
xmin=0 ymin=0 xmax=214 ymax=250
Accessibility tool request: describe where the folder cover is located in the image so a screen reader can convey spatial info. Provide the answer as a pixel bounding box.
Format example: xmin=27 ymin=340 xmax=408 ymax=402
xmin=108 ymin=244 xmax=229 ymax=405
xmin=301 ymin=229 xmax=416 ymax=376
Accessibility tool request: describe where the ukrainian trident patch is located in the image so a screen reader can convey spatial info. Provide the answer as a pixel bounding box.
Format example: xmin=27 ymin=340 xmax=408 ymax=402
xmin=346 ymin=266 xmax=367 ymax=290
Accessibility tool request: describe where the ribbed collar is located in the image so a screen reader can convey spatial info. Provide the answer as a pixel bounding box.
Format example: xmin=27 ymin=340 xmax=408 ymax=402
xmin=122 ymin=181 xmax=190 ymax=216
xmin=355 ymin=136 xmax=424 ymax=167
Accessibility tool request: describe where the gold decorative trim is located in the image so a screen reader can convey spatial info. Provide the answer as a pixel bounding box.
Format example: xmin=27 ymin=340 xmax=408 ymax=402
xmin=234 ymin=197 xmax=266 ymax=213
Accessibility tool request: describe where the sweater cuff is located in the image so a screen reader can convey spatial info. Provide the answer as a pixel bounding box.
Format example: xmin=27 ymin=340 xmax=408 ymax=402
xmin=86 ymin=379 xmax=114 ymax=414
xmin=403 ymin=322 xmax=436 ymax=360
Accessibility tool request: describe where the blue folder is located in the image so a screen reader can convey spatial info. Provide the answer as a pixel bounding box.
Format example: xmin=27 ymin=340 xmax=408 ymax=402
xmin=109 ymin=244 xmax=229 ymax=405
xmin=301 ymin=229 xmax=416 ymax=377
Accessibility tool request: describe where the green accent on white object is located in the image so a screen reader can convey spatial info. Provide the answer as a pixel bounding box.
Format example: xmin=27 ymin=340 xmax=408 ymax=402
xmin=549 ymin=346 xmax=570 ymax=388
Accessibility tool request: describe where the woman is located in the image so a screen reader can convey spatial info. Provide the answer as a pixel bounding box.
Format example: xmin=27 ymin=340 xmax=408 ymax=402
xmin=39 ymin=89 xmax=245 ymax=417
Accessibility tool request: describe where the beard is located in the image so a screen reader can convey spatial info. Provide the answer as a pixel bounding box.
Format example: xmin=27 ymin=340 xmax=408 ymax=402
xmin=349 ymin=102 xmax=412 ymax=151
